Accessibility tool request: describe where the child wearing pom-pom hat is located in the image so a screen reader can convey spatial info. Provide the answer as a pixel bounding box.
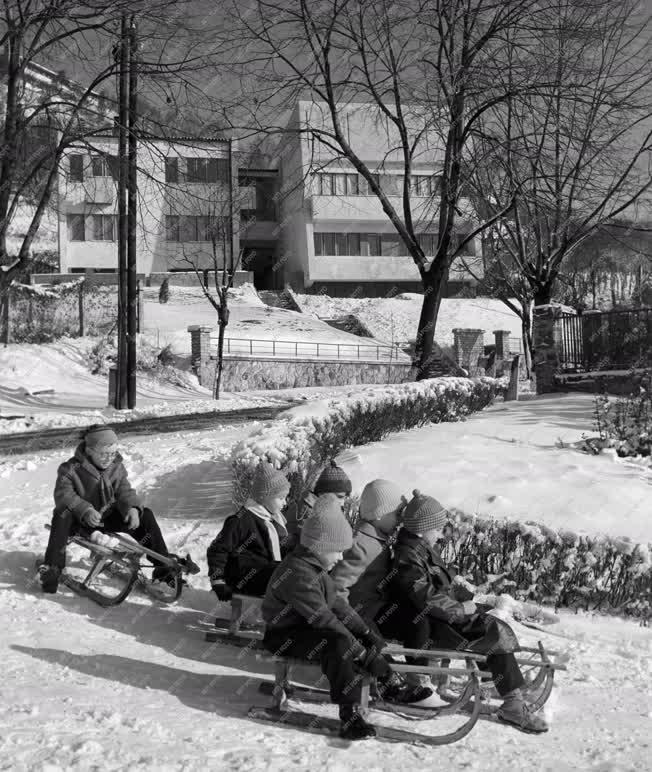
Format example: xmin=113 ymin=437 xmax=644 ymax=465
xmin=386 ymin=490 xmax=548 ymax=734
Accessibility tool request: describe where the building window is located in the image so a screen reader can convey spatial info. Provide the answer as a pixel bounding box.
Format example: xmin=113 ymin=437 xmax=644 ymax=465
xmin=347 ymin=233 xmax=361 ymax=255
xmin=314 ymin=172 xmax=368 ymax=195
xmin=92 ymin=214 xmax=116 ymax=241
xmin=413 ymin=175 xmax=440 ymax=196
xmin=69 ymin=154 xmax=84 ymax=182
xmin=91 ymin=154 xmax=117 ymax=178
xmin=185 ymin=157 xmax=228 ymax=183
xmin=165 ymin=214 xmax=225 ymax=242
xmin=165 ymin=157 xmax=179 ymax=183
xmin=67 ymin=214 xmax=86 ymax=241
xmin=165 ymin=215 xmax=180 ymax=241
xmin=381 ymin=233 xmax=402 ymax=256
xmin=360 ymin=233 xmax=381 ymax=255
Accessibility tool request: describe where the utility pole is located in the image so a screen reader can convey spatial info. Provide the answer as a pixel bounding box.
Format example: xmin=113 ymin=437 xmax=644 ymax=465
xmin=115 ymin=14 xmax=129 ymax=410
xmin=127 ymin=15 xmax=138 ymax=409
xmin=228 ymin=137 xmax=234 ymax=277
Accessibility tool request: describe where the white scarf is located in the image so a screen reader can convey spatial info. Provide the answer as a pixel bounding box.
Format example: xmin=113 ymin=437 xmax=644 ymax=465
xmin=244 ymin=498 xmax=288 ymax=561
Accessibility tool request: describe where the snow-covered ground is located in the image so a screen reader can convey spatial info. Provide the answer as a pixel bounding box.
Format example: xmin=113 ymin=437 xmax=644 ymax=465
xmin=1 ymin=398 xmax=651 ymax=769
xmin=142 ymin=285 xmax=399 ymax=355
xmin=297 ymin=292 xmax=523 ymax=347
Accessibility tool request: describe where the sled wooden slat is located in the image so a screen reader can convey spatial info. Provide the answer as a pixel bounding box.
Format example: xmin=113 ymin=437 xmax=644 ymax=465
xmin=386 ymin=645 xmax=487 ymax=662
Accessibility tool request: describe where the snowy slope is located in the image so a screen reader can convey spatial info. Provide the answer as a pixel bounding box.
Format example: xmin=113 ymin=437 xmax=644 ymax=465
xmin=297 ymin=292 xmax=523 ymax=347
xmin=143 ymin=285 xmax=400 ymax=355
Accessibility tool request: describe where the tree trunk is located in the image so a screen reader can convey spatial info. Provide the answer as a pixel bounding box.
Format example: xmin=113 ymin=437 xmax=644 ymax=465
xmin=533 ymin=282 xmax=554 ymax=306
xmin=213 ymin=300 xmax=230 ymax=399
xmin=520 ymin=303 xmax=533 ymax=379
xmin=414 ymin=261 xmax=448 ymax=380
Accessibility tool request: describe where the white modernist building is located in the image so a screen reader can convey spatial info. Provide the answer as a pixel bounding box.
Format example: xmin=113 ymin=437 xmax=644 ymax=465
xmin=276 ymin=100 xmax=482 ymax=296
xmin=58 ymin=136 xmax=237 ymax=276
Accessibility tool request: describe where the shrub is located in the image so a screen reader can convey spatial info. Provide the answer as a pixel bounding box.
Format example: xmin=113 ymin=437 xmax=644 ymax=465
xmin=592 ymin=380 xmax=652 ymax=457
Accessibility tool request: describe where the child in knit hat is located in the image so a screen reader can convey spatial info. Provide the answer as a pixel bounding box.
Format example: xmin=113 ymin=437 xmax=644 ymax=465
xmin=330 ymin=480 xmax=435 ymax=707
xmin=262 ymin=493 xmax=399 ymax=741
xmin=207 ymin=461 xmax=294 ymax=600
xmin=39 ymin=425 xmax=172 ymax=594
xmin=387 ymin=490 xmax=548 ymax=734
xmin=289 ymin=460 xmax=352 ymax=533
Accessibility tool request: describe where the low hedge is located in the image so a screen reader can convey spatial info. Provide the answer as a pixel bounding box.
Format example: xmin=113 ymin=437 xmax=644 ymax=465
xmin=442 ymin=511 xmax=651 ymax=620
xmin=231 ymin=376 xmax=502 ymax=507
xmin=231 ymin=375 xmax=652 ymax=619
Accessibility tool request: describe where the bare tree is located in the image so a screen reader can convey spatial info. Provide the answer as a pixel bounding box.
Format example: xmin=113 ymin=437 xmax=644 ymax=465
xmin=215 ymin=0 xmax=546 ymax=377
xmin=468 ymin=0 xmax=652 ymax=370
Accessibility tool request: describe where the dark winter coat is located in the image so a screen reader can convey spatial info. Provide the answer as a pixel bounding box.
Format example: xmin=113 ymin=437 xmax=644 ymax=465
xmin=206 ymin=506 xmax=294 ymax=587
xmin=330 ymin=521 xmax=392 ymax=621
xmin=262 ymin=545 xmax=370 ymax=645
xmin=390 ymin=529 xmax=474 ymax=626
xmin=53 ymin=443 xmax=142 ymax=525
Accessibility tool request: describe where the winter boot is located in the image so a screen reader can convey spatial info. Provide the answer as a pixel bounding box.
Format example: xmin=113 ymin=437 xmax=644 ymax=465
xmin=38 ymin=564 xmax=61 ymax=594
xmin=338 ymin=704 xmax=376 ymax=741
xmin=378 ymin=672 xmax=436 ymax=706
xmin=152 ymin=566 xmax=185 ymax=589
xmin=497 ymin=688 xmax=548 ymax=734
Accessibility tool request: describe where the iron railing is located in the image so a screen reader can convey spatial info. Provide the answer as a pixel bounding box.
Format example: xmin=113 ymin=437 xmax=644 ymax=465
xmin=557 ymin=308 xmax=652 ymax=372
xmin=212 ymin=336 xmax=405 ymax=362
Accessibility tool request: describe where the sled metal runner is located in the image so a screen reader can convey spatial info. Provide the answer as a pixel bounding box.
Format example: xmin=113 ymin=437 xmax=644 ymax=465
xmin=44 ymin=525 xmax=199 ymax=606
xmin=248 ymin=653 xmax=489 ymax=746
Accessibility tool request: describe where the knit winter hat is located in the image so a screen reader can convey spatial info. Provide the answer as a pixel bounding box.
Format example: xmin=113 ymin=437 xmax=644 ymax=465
xmin=359 ymin=479 xmax=405 ymax=522
xmin=85 ymin=426 xmax=119 ymax=448
xmin=251 ymin=461 xmax=291 ymax=501
xmin=402 ymin=490 xmax=449 ymax=533
xmin=300 ymin=493 xmax=353 ymax=554
xmin=313 ymin=460 xmax=352 ymax=496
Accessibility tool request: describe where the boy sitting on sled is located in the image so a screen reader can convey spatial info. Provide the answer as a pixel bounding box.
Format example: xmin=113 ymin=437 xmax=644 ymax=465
xmin=207 ymin=461 xmax=294 ymax=600
xmin=384 ymin=490 xmax=548 ymax=734
xmin=262 ymin=494 xmax=409 ymax=741
xmin=40 ymin=426 xmax=173 ymax=594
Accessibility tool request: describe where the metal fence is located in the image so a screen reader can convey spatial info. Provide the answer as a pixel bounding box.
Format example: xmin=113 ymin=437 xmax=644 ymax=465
xmin=557 ymin=308 xmax=652 ymax=372
xmin=213 ymin=336 xmax=404 ymax=362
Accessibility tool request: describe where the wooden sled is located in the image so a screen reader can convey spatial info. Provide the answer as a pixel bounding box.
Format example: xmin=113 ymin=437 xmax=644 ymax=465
xmin=205 ymin=595 xmax=566 ymax=715
xmin=248 ymin=652 xmax=490 ymax=746
xmin=43 ymin=525 xmax=199 ymax=607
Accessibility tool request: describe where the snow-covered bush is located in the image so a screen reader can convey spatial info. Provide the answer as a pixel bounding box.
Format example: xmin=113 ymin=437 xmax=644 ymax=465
xmin=231 ymin=376 xmax=502 ymax=509
xmin=441 ymin=509 xmax=652 ymax=619
xmin=592 ymin=384 xmax=652 ymax=458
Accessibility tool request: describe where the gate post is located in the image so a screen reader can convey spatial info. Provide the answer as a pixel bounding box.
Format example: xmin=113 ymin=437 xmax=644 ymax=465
xmin=533 ymin=305 xmax=564 ymax=394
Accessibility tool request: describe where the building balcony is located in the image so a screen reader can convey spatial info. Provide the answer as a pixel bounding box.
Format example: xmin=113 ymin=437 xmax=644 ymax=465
xmin=62 ymin=178 xmax=115 ymax=205
xmin=307 ymin=194 xmax=476 ymax=225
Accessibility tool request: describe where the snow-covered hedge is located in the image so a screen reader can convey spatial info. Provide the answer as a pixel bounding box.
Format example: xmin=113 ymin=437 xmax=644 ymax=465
xmin=231 ymin=376 xmax=502 ymax=507
xmin=442 ymin=510 xmax=652 ymax=620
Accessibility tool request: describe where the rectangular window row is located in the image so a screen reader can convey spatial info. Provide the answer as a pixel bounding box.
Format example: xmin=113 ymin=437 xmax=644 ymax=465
xmin=313 ymin=232 xmax=438 ymax=257
xmin=165 ymin=157 xmax=229 ymax=184
xmin=67 ymin=214 xmax=117 ymax=241
xmin=165 ymin=215 xmax=229 ymax=242
xmin=67 ymin=154 xmax=229 ymax=184
xmin=313 ymin=172 xmax=440 ymax=197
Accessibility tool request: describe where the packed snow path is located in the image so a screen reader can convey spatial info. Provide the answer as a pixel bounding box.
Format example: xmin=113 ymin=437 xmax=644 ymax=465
xmin=1 ymin=405 xmax=651 ymax=770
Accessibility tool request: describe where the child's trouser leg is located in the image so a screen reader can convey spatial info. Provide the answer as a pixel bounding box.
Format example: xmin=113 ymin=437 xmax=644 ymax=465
xmin=233 ymin=562 xmax=278 ymax=597
xmin=485 ymin=653 xmax=525 ymax=697
xmin=263 ymin=627 xmax=365 ymax=705
xmin=375 ymin=603 xmax=434 ymax=687
xmin=44 ymin=509 xmax=75 ymax=569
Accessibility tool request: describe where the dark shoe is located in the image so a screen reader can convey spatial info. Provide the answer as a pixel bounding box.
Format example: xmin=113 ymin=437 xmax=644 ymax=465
xmin=338 ymin=704 xmax=376 ymax=741
xmin=152 ymin=566 xmax=185 ymax=589
xmin=39 ymin=564 xmax=61 ymax=594
xmin=378 ymin=672 xmax=435 ymax=706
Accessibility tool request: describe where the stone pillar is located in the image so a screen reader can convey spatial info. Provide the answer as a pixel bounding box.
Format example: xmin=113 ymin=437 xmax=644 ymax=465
xmin=494 ymin=330 xmax=511 ymax=360
xmin=453 ymin=328 xmax=485 ymax=376
xmin=532 ymin=305 xmax=563 ymax=394
xmin=187 ymin=325 xmax=213 ymax=384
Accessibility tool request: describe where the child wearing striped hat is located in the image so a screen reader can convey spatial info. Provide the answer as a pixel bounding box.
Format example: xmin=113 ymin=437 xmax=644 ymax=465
xmin=387 ymin=490 xmax=548 ymax=734
xmin=288 ymin=459 xmax=352 ymax=534
xmin=207 ymin=461 xmax=294 ymax=600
